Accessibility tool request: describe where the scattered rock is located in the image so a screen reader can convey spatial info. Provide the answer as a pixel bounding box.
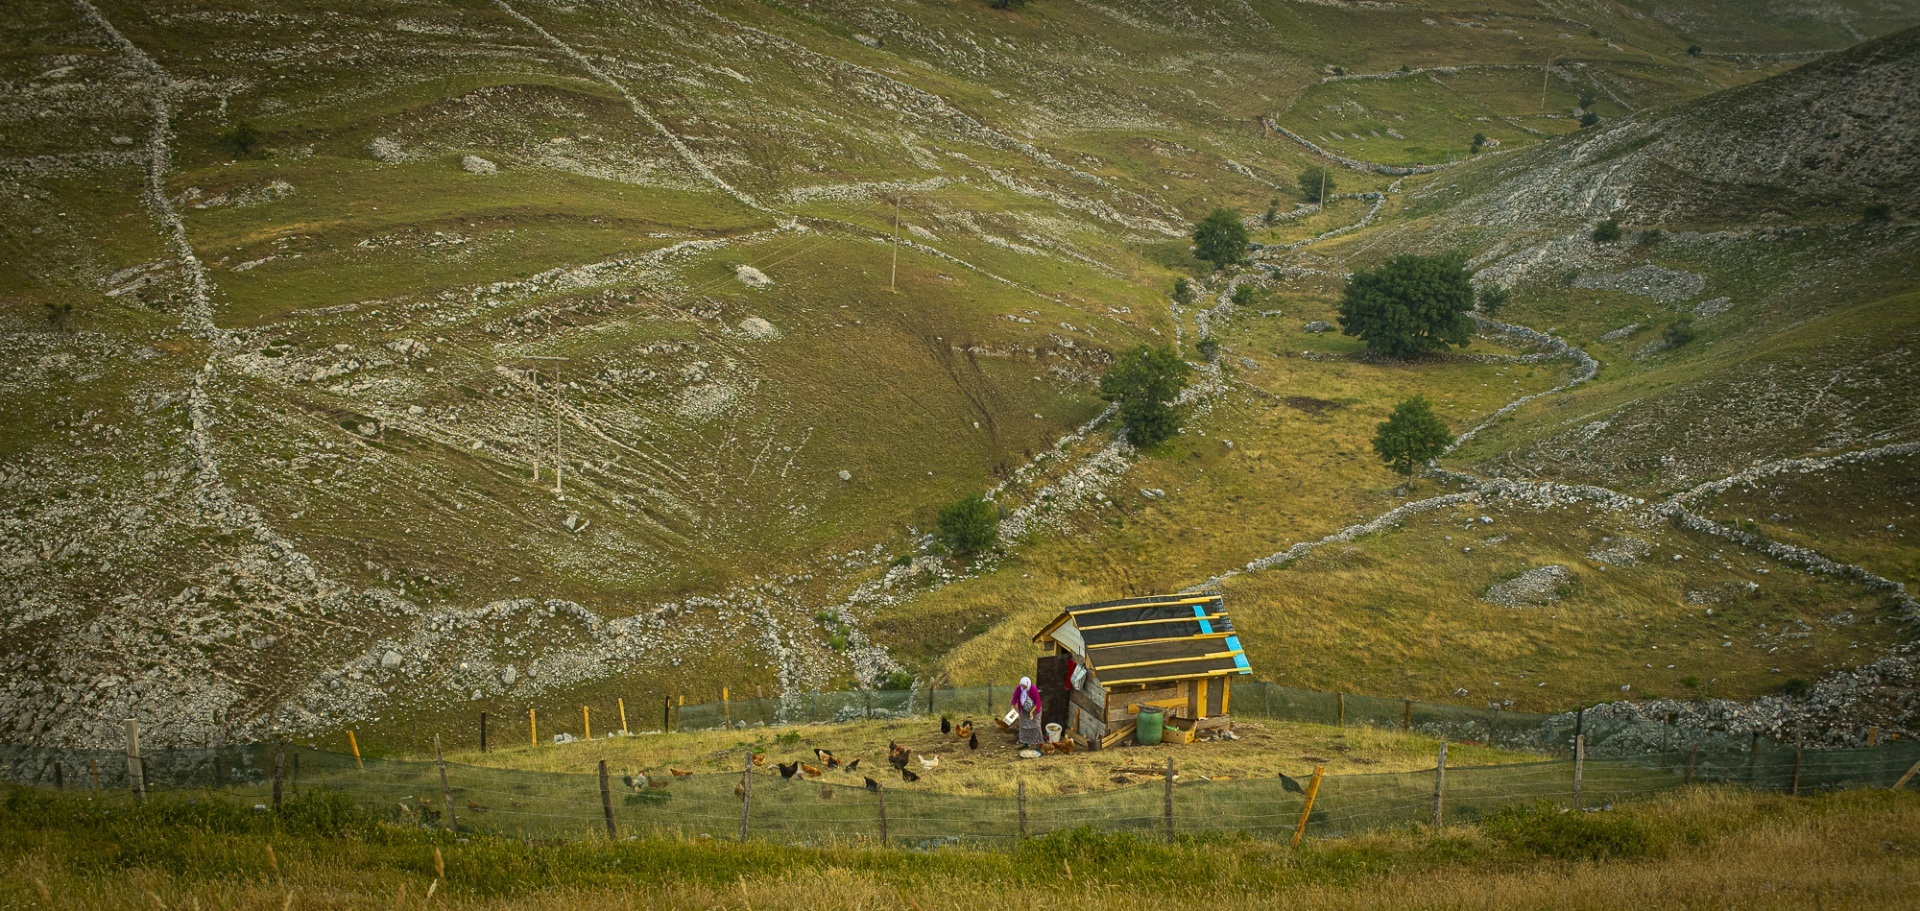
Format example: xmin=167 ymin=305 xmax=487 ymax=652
xmin=738 ymin=316 xmax=780 ymax=339
xmin=369 ymin=137 xmax=406 ymax=162
xmin=1598 ymin=323 xmax=1641 ymax=343
xmin=1485 ymin=565 xmax=1575 ymax=607
xmin=460 ymin=155 xmax=498 ymax=175
xmin=1587 ymin=536 xmax=1649 ymax=566
xmin=1302 ymin=320 xmax=1334 ymax=333
xmin=837 ymin=470 xmax=853 ymax=482
xmin=735 ymin=264 xmax=772 ymax=288
xmin=381 ymin=650 xmax=403 ymax=669
xmin=1140 ymin=488 xmax=1165 ymax=499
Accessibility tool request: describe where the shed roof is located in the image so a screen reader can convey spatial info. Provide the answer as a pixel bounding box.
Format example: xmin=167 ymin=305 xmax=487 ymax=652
xmin=1034 ymin=594 xmax=1252 ymax=686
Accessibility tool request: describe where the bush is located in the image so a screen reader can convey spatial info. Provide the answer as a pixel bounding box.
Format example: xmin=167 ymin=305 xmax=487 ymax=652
xmin=1864 ymin=203 xmax=1893 ymax=223
xmin=1263 ymin=197 xmax=1279 ymax=226
xmin=1230 ymin=284 xmax=1256 ymax=307
xmin=1477 ymin=285 xmax=1509 ymax=316
xmin=1471 ymin=132 xmax=1486 ymax=153
xmin=880 ymin=671 xmax=916 ymax=691
xmin=1298 ymin=165 xmax=1336 ymax=203
xmin=1639 ymin=227 xmax=1664 ymax=245
xmin=1191 ymin=208 xmax=1249 ymax=270
xmin=1663 ymin=318 xmax=1695 ymax=348
xmin=1336 ymin=251 xmax=1475 ymax=357
xmin=1578 ymin=89 xmax=1597 ymax=110
xmin=1580 ymin=111 xmax=1601 ymax=128
xmin=935 ymin=494 xmax=1000 ymax=557
xmin=1781 ymin=678 xmax=1811 ymax=698
xmin=1687 ymin=44 xmax=1702 ymax=57
xmin=1591 ymin=218 xmax=1622 ymax=243
xmin=1195 ymin=336 xmax=1221 ymax=362
xmin=1484 ymin=801 xmax=1657 ymax=861
xmin=1372 ymin=395 xmax=1452 ymax=476
xmin=1099 ymin=345 xmax=1191 ymax=448
xmin=218 ymin=121 xmax=262 ymax=158
xmin=1172 ymin=277 xmax=1195 ymax=305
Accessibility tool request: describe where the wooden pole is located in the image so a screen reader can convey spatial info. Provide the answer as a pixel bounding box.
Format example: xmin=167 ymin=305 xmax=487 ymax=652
xmin=583 ymin=705 xmax=592 ymax=741
xmin=530 ymin=709 xmax=538 ymax=747
xmin=123 ymin=719 xmax=145 ymax=803
xmin=292 ymin=751 xmax=300 ymax=793
xmin=88 ymin=758 xmax=100 ymax=790
xmin=1336 ymin=692 xmax=1345 ymax=727
xmin=53 ymin=762 xmax=63 ymax=790
xmin=480 ymin=712 xmax=488 ymax=753
xmin=724 ymin=687 xmax=731 ymax=726
xmin=1748 ymin=731 xmax=1761 ymax=785
xmin=876 ymin=781 xmax=889 ymax=847
xmin=1403 ymin=699 xmax=1412 ymax=731
xmin=272 ymin=744 xmax=285 ymax=810
xmin=1686 ymin=745 xmax=1700 ymax=785
xmin=865 ymin=690 xmax=873 ymax=720
xmin=662 ymin=696 xmax=671 ymax=733
xmin=1892 ymin=759 xmax=1920 ymax=791
xmin=1792 ymin=724 xmax=1804 ymax=797
xmin=1868 ymin=726 xmax=1878 ymax=748
xmin=987 ymin=679 xmax=994 ymax=715
xmin=738 ymin=751 xmax=753 ymax=842
xmin=888 ymin=195 xmax=900 ymax=294
xmin=347 ymin=729 xmax=363 ymax=770
xmin=1163 ymin=757 xmax=1175 ymax=839
xmin=1018 ymin=780 xmax=1028 ymax=839
xmin=1573 ymin=734 xmax=1586 ymax=810
xmin=618 ymin=698 xmax=628 ymax=735
xmin=1292 ymin=765 xmax=1325 ymax=847
xmin=435 ymin=735 xmax=458 ymax=831
xmin=1432 ymin=742 xmax=1447 ymax=829
xmin=599 ymin=759 xmax=617 ymax=840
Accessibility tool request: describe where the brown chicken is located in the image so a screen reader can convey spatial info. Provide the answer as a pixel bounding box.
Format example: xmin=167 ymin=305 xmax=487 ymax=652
xmin=954 ymin=721 xmax=973 ymax=740
xmin=751 ymin=753 xmax=766 ymax=767
xmin=814 ymin=748 xmax=840 ymax=769
xmin=670 ymin=768 xmax=693 ymax=779
xmin=801 ymin=763 xmax=823 ymax=778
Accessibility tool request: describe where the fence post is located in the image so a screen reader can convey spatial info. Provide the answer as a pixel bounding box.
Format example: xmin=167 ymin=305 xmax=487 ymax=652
xmin=662 ymin=696 xmax=671 ymax=733
xmin=583 ymin=705 xmax=592 ymax=741
xmin=1791 ymin=724 xmax=1804 ymax=797
xmin=599 ymin=759 xmax=617 ymax=839
xmin=53 ymin=761 xmax=64 ymax=790
xmin=1291 ymin=765 xmax=1325 ymax=847
xmin=124 ymin=718 xmax=145 ymax=803
xmin=272 ymin=743 xmax=284 ymax=810
xmin=865 ymin=689 xmax=872 ymax=720
xmin=435 ymin=735 xmax=458 ymax=831
xmin=928 ymin=682 xmax=935 ymax=716
xmin=1163 ymin=757 xmax=1175 ymax=840
xmin=1574 ymin=708 xmax=1583 ymax=752
xmin=348 ymin=729 xmax=364 ymax=770
xmin=618 ymin=698 xmax=628 ymax=735
xmin=1747 ymin=731 xmax=1760 ymax=786
xmin=876 ymin=781 xmax=888 ymax=847
xmin=1868 ymin=725 xmax=1877 ymax=748
xmin=1262 ymin=683 xmax=1270 ymax=717
xmin=530 ymin=709 xmax=538 ymax=747
xmin=1686 ymin=745 xmax=1699 ymax=785
xmin=1892 ymin=760 xmax=1920 ymax=791
xmin=723 ymin=687 xmax=731 ymax=726
xmin=1573 ymin=734 xmax=1585 ymax=810
xmin=292 ymin=751 xmax=300 ymax=793
xmin=1018 ymin=780 xmax=1028 ymax=839
xmin=480 ymin=712 xmax=489 ymax=753
xmin=739 ymin=750 xmax=753 ymax=842
xmin=1403 ymin=699 xmax=1412 ymax=731
xmin=1432 ymin=742 xmax=1447 ymax=829
xmin=88 ymin=758 xmax=100 ymax=790
xmin=1336 ymin=692 xmax=1345 ymax=727
xmin=987 ymin=680 xmax=994 ymax=716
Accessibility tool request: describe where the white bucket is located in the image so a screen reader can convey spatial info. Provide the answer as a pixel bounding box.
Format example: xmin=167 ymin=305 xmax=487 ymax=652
xmin=1045 ymin=723 xmax=1063 ymax=743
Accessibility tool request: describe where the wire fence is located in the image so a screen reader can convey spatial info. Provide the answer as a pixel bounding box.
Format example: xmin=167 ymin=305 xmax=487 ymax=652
xmin=3 ymin=680 xmax=1915 ymax=849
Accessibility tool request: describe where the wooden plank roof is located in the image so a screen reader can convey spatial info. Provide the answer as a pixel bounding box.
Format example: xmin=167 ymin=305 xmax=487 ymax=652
xmin=1034 ymin=594 xmax=1253 ymax=686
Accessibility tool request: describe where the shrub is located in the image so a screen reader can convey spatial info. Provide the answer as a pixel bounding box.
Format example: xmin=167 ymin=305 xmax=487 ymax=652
xmin=44 ymin=301 xmax=73 ymax=331
xmin=1580 ymin=111 xmax=1601 ymax=128
xmin=1298 ymin=165 xmax=1336 ymax=203
xmin=1663 ymin=318 xmax=1695 ymax=348
xmin=1372 ymin=395 xmax=1452 ymax=476
xmin=1591 ymin=218 xmax=1622 ymax=243
xmin=1400 ymin=63 xmax=1412 ymax=73
xmin=880 ymin=671 xmax=916 ymax=691
xmin=1639 ymin=227 xmax=1664 ymax=245
xmin=935 ymin=494 xmax=1000 ymax=557
xmin=1099 ymin=345 xmax=1191 ymax=448
xmin=1681 ymin=675 xmax=1701 ymax=689
xmin=1336 ymin=251 xmax=1475 ymax=357
xmin=1192 ymin=208 xmax=1249 ymax=270
xmin=1263 ymin=197 xmax=1279 ymax=226
xmin=1781 ymin=678 xmax=1811 ymax=698
xmin=1864 ymin=203 xmax=1893 ymax=223
xmin=1484 ymin=800 xmax=1657 ymax=861
xmin=1687 ymin=44 xmax=1702 ymax=57
xmin=1477 ymin=285 xmax=1509 ymax=316
xmin=1195 ymin=336 xmax=1221 ymax=362
xmin=1231 ymin=284 xmax=1256 ymax=307
xmin=1172 ymin=277 xmax=1195 ymax=305
xmin=1471 ymin=132 xmax=1486 ymax=153
xmin=218 ymin=121 xmax=262 ymax=158
xmin=1578 ymin=89 xmax=1597 ymax=110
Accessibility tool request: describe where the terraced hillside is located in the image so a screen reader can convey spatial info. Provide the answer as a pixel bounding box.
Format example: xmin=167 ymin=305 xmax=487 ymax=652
xmin=2 ymin=0 xmax=1916 ymax=749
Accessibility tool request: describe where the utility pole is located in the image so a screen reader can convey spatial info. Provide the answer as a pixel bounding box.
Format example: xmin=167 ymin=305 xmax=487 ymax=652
xmin=515 ymin=355 xmax=570 ymax=497
xmin=889 ymin=194 xmax=901 ymax=294
xmin=1542 ymin=55 xmax=1551 ymax=111
xmin=553 ymin=360 xmax=563 ymax=498
xmin=1318 ymin=165 xmax=1327 ymax=212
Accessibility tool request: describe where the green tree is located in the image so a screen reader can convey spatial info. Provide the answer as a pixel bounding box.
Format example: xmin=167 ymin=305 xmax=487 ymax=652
xmin=1477 ymin=285 xmax=1510 ymax=316
xmin=1263 ymin=197 xmax=1279 ymax=226
xmin=1372 ymin=396 xmax=1452 ymax=476
xmin=935 ymin=494 xmax=1000 ymax=557
xmin=1336 ymin=251 xmax=1475 ymax=358
xmin=1298 ymin=165 xmax=1335 ymax=203
xmin=1099 ymin=345 xmax=1191 ymax=448
xmin=1591 ymin=218 xmax=1622 ymax=243
xmin=1471 ymin=132 xmax=1487 ymax=154
xmin=218 ymin=121 xmax=261 ymax=158
xmin=1191 ymin=208 xmax=1249 ymax=270
xmin=1579 ymin=111 xmax=1601 ymax=128
xmin=1663 ymin=318 xmax=1696 ymax=349
xmin=1686 ymin=44 xmax=1702 ymax=57
xmin=1231 ymin=284 xmax=1256 ymax=307
xmin=1195 ymin=335 xmax=1221 ymax=362
xmin=1578 ymin=89 xmax=1597 ymax=110
xmin=1172 ymin=277 xmax=1195 ymax=305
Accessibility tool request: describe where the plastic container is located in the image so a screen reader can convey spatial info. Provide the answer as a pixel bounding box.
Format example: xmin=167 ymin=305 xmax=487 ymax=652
xmin=1135 ymin=705 xmax=1165 ymax=746
xmin=1045 ymin=723 xmax=1063 ymax=743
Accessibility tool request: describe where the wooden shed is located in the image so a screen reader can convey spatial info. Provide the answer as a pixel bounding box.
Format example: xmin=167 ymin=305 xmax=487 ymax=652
xmin=1031 ymin=594 xmax=1252 ymax=750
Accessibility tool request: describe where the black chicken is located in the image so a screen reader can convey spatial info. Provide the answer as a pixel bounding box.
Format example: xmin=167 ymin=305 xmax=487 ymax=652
xmin=900 ymin=767 xmax=920 ymax=783
xmin=1279 ymin=772 xmax=1304 ymax=794
xmin=844 ymin=758 xmax=860 ymax=772
xmin=940 ymin=715 xmax=952 ymax=735
xmin=864 ymin=776 xmax=880 ymax=793
xmin=968 ymin=732 xmax=979 ymax=751
xmin=778 ymin=761 xmax=801 ymax=780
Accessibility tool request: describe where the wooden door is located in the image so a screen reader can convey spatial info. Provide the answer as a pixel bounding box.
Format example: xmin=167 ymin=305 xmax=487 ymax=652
xmin=1035 ymin=653 xmax=1073 ymax=734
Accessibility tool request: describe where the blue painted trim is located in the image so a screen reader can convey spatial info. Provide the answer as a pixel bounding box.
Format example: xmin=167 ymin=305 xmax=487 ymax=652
xmin=1194 ymin=604 xmax=1214 ymax=634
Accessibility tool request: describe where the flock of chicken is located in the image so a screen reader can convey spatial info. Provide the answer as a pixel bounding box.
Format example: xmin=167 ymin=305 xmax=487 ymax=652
xmin=618 ymin=714 xmax=1019 ymax=798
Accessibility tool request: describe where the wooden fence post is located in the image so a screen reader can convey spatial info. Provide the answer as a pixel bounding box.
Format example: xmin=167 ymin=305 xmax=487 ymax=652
xmin=1336 ymin=692 xmax=1345 ymax=727
xmin=480 ymin=712 xmax=488 ymax=753
xmin=739 ymin=750 xmax=753 ymax=842
xmin=1573 ymin=734 xmax=1586 ymax=810
xmin=1747 ymin=731 xmax=1760 ymax=785
xmin=662 ymin=696 xmax=671 ymax=733
xmin=88 ymin=758 xmax=100 ymax=790
xmin=348 ymin=729 xmax=364 ymax=770
xmin=53 ymin=762 xmax=63 ymax=790
xmin=618 ymin=698 xmax=628 ymax=735
xmin=1792 ymin=724 xmax=1804 ymax=797
xmin=435 ymin=735 xmax=458 ymax=831
xmin=1686 ymin=745 xmax=1700 ymax=785
xmin=530 ymin=709 xmax=539 ymax=746
xmin=599 ymin=759 xmax=617 ymax=839
xmin=1891 ymin=759 xmax=1920 ymax=791
xmin=292 ymin=751 xmax=300 ymax=793
xmin=1291 ymin=765 xmax=1325 ymax=847
xmin=272 ymin=743 xmax=285 ymax=810
xmin=1018 ymin=780 xmax=1028 ymax=839
xmin=1403 ymin=699 xmax=1412 ymax=731
xmin=1163 ymin=757 xmax=1175 ymax=840
xmin=987 ymin=680 xmax=994 ymax=716
xmin=583 ymin=705 xmax=592 ymax=741
xmin=723 ymin=687 xmax=731 ymax=726
xmin=1868 ymin=725 xmax=1878 ymax=748
xmin=864 ymin=689 xmax=872 ymax=720
xmin=1432 ymin=742 xmax=1447 ymax=829
xmin=124 ymin=718 xmax=145 ymax=803
xmin=876 ymin=782 xmax=888 ymax=847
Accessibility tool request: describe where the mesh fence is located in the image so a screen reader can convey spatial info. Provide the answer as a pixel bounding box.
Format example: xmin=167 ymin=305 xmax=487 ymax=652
xmin=5 ymin=681 xmax=1916 ymax=849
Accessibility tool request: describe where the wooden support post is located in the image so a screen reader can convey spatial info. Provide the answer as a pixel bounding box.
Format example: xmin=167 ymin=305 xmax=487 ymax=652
xmin=530 ymin=709 xmax=538 ymax=747
xmin=1686 ymin=745 xmax=1700 ymax=785
xmin=292 ymin=751 xmax=300 ymax=793
xmin=723 ymin=687 xmax=731 ymax=726
xmin=88 ymin=759 xmax=100 ymax=790
xmin=480 ymin=712 xmax=488 ymax=753
xmin=1432 ymin=742 xmax=1447 ymax=829
xmin=1292 ymin=765 xmax=1325 ymax=847
xmin=865 ymin=690 xmax=872 ymax=720
xmin=583 ymin=705 xmax=592 ymax=741
xmin=987 ymin=680 xmax=994 ymax=715
xmin=1792 ymin=724 xmax=1804 ymax=797
xmin=1868 ymin=725 xmax=1878 ymax=748
xmin=1018 ymin=780 xmax=1028 ymax=839
xmin=123 ymin=719 xmax=145 ymax=803
xmin=662 ymin=696 xmax=671 ymax=733
xmin=1573 ymin=734 xmax=1586 ymax=810
xmin=1403 ymin=699 xmax=1412 ymax=731
xmin=1574 ymin=708 xmax=1584 ymax=749
xmin=348 ymin=729 xmax=363 ymax=770
xmin=738 ymin=751 xmax=753 ymax=842
xmin=52 ymin=761 xmax=64 ymax=789
xmin=1336 ymin=692 xmax=1345 ymax=727
xmin=1892 ymin=759 xmax=1920 ymax=791
xmin=599 ymin=759 xmax=617 ymax=839
xmin=1748 ymin=731 xmax=1761 ymax=785
xmin=876 ymin=781 xmax=888 ymax=847
xmin=272 ymin=744 xmax=285 ymax=810
xmin=435 ymin=735 xmax=458 ymax=831
xmin=618 ymin=698 xmax=628 ymax=735
xmin=1163 ymin=757 xmax=1175 ymax=840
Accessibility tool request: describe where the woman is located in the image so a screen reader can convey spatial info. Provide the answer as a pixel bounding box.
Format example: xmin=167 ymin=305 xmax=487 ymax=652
xmin=1011 ymin=676 xmax=1044 ymax=747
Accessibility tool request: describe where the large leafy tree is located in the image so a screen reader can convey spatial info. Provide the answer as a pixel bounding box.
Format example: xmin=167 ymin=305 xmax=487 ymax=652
xmin=1099 ymin=345 xmax=1191 ymax=448
xmin=1191 ymin=208 xmax=1249 ymax=270
xmin=1297 ymin=165 xmax=1335 ymax=203
xmin=1372 ymin=396 xmax=1452 ymax=475
xmin=1336 ymin=252 xmax=1475 ymax=358
xmin=936 ymin=494 xmax=1001 ymax=557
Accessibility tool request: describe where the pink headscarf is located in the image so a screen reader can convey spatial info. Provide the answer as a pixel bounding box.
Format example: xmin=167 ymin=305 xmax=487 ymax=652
xmin=1012 ymin=676 xmax=1041 ymax=713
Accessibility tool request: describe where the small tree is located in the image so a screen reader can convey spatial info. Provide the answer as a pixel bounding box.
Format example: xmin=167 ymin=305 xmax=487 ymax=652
xmin=936 ymin=494 xmax=1000 ymax=557
xmin=1231 ymin=284 xmax=1256 ymax=307
xmin=44 ymin=301 xmax=74 ymax=332
xmin=1477 ymin=284 xmax=1510 ymax=316
xmin=1099 ymin=345 xmax=1191 ymax=448
xmin=1336 ymin=251 xmax=1476 ymax=358
xmin=1192 ymin=208 xmax=1249 ymax=271
xmin=1577 ymin=90 xmax=1597 ymax=110
xmin=1298 ymin=165 xmax=1335 ymax=203
xmin=1263 ymin=197 xmax=1279 ymax=226
xmin=218 ymin=121 xmax=261 ymax=158
xmin=1172 ymin=277 xmax=1195 ymax=305
xmin=1579 ymin=111 xmax=1601 ymax=128
xmin=1663 ymin=318 xmax=1696 ymax=349
xmin=1471 ymin=132 xmax=1487 ymax=154
xmin=1864 ymin=203 xmax=1893 ymax=224
xmin=1591 ymin=218 xmax=1622 ymax=243
xmin=1373 ymin=396 xmax=1452 ymax=476
xmin=1638 ymin=228 xmax=1664 ymax=246
xmin=1195 ymin=335 xmax=1221 ymax=362
xmin=1686 ymin=44 xmax=1702 ymax=57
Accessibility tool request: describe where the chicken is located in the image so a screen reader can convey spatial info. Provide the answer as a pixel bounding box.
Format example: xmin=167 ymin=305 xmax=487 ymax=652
xmin=900 ymin=768 xmax=920 ymax=783
xmin=466 ymin=800 xmax=489 ymax=813
xmin=1056 ymin=739 xmax=1075 ymax=755
xmin=918 ymin=754 xmax=940 ymax=771
xmin=670 ymin=768 xmax=693 ymax=779
xmin=968 ymin=732 xmax=979 ymax=751
xmin=1279 ymin=772 xmax=1304 ymax=794
xmin=888 ymin=741 xmax=911 ymax=770
xmin=648 ymin=777 xmax=669 ymax=790
xmin=621 ymin=773 xmax=645 ymax=792
xmin=734 ymin=781 xmax=747 ymax=800
xmin=820 ymin=784 xmax=835 ymax=800
xmin=801 ymin=763 xmax=823 ymax=778
xmin=814 ymin=748 xmax=839 ymax=769
xmin=864 ymin=776 xmax=881 ymax=793
xmin=954 ymin=721 xmax=974 ymax=740
xmin=751 ymin=753 xmax=766 ymax=767
xmin=844 ymin=758 xmax=861 ymax=772
xmin=777 ymin=761 xmax=801 ymax=780
xmin=940 ymin=715 xmax=952 ymax=735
